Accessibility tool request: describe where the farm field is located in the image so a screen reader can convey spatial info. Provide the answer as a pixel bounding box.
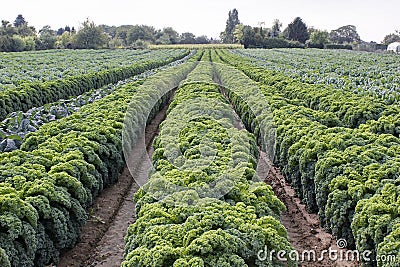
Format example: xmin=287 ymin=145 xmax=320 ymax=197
xmin=0 ymin=48 xmax=399 ymax=267
xmin=234 ymin=49 xmax=400 ymax=102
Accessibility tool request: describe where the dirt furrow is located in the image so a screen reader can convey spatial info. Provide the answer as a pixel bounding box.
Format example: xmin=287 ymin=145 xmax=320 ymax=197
xmin=259 ymin=151 xmax=359 ymax=267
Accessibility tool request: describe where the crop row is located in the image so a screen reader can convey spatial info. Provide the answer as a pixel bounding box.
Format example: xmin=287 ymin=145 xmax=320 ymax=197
xmin=213 ymin=50 xmax=400 ymax=265
xmin=0 ymin=49 xmax=190 ymax=120
xmin=219 ymin=50 xmax=400 ymax=130
xmin=234 ymin=49 xmax=400 ymax=102
xmin=0 ymin=51 xmax=202 ymax=267
xmin=122 ymin=53 xmax=293 ymax=266
xmin=0 ymin=49 xmax=151 ymax=91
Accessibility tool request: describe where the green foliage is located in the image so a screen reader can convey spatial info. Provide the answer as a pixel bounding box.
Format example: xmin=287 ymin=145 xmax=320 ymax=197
xmin=324 ymin=43 xmax=353 ymax=50
xmin=352 ymin=183 xmax=400 ymax=266
xmin=234 ymin=25 xmax=305 ymax=49
xmin=329 ymin=25 xmax=361 ymax=44
xmin=239 ymin=25 xmax=256 ymax=48
xmin=262 ymin=38 xmax=304 ymax=49
xmin=180 ymin=32 xmax=196 ymax=44
xmin=284 ymin=17 xmax=309 ymax=44
xmin=36 ymin=26 xmax=57 ymax=50
xmin=74 ymin=19 xmax=108 ymax=49
xmin=383 ymin=31 xmax=400 ymax=45
xmin=271 ymin=19 xmax=282 ymax=38
xmin=307 ymin=30 xmax=329 ymax=48
xmin=13 ymin=15 xmax=26 ymax=28
xmin=0 ymin=248 xmax=11 ymax=267
xmin=127 ymin=25 xmax=157 ymax=45
xmin=157 ymin=27 xmax=180 ymax=45
xmin=222 ymin=49 xmax=394 ymax=128
xmin=222 ymin=9 xmax=240 ymax=44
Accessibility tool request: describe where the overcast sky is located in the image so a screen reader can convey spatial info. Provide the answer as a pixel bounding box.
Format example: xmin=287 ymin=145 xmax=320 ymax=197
xmin=1 ymin=0 xmax=399 ymax=42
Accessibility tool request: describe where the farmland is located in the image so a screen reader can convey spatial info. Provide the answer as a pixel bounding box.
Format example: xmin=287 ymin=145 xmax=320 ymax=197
xmin=0 ymin=48 xmax=399 ymax=267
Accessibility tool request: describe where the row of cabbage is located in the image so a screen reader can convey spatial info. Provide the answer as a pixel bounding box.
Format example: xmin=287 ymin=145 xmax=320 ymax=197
xmin=122 ymin=52 xmax=294 ymax=266
xmin=0 ymin=49 xmax=190 ymax=120
xmin=0 ymin=49 xmax=152 ymax=91
xmin=0 ymin=51 xmax=196 ymax=153
xmin=234 ymin=48 xmax=400 ymax=102
xmin=0 ymin=51 xmax=201 ymax=267
xmin=214 ymin=49 xmax=400 ymax=266
xmin=222 ymin=50 xmax=400 ymax=132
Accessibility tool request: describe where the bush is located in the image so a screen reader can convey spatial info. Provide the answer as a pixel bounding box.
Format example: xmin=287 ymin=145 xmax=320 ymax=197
xmin=258 ymin=38 xmax=304 ymax=49
xmin=324 ymin=43 xmax=353 ymax=50
xmin=306 ymin=42 xmax=324 ymax=49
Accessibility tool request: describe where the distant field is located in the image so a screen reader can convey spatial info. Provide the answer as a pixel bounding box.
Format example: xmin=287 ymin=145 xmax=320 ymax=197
xmin=0 ymin=49 xmax=185 ymax=91
xmin=235 ymin=48 xmax=400 ymax=102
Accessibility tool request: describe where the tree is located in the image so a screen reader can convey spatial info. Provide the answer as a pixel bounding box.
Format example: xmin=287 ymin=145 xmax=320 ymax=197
xmin=235 ymin=25 xmax=256 ymax=48
xmin=39 ymin=25 xmax=55 ymax=36
xmin=37 ymin=25 xmax=57 ymax=50
xmin=222 ymin=8 xmax=240 ymax=43
xmin=308 ymin=29 xmax=329 ymax=46
xmin=114 ymin=25 xmax=132 ymax=46
xmin=0 ymin=20 xmax=16 ymax=36
xmin=329 ymin=25 xmax=361 ymax=44
xmin=271 ymin=19 xmax=282 ymax=38
xmin=285 ymin=17 xmax=309 ymax=43
xmin=59 ymin=31 xmax=74 ymax=48
xmin=157 ymin=27 xmax=179 ymax=44
xmin=179 ymin=32 xmax=196 ymax=44
xmin=57 ymin=28 xmax=65 ymax=36
xmin=99 ymin=24 xmax=117 ymax=39
xmin=233 ymin=24 xmax=244 ymax=44
xmin=11 ymin=15 xmax=35 ymax=37
xmin=383 ymin=31 xmax=400 ymax=45
xmin=13 ymin=14 xmax=26 ymax=27
xmin=254 ymin=27 xmax=267 ymax=45
xmin=16 ymin=24 xmax=36 ymax=37
xmin=127 ymin=25 xmax=156 ymax=44
xmin=74 ymin=19 xmax=108 ymax=49
xmin=195 ymin=35 xmax=210 ymax=44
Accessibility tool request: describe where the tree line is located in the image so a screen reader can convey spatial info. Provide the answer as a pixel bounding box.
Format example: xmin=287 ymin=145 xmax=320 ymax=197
xmin=1 ymin=12 xmax=399 ymax=52
xmin=221 ymin=9 xmax=399 ymax=49
xmin=0 ymin=15 xmax=215 ymax=52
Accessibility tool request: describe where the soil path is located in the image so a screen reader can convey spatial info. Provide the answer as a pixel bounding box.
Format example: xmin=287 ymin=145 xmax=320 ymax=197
xmin=259 ymin=151 xmax=359 ymax=267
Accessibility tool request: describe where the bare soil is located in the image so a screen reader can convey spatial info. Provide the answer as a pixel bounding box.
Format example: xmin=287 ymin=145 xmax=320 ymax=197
xmin=258 ymin=151 xmax=359 ymax=267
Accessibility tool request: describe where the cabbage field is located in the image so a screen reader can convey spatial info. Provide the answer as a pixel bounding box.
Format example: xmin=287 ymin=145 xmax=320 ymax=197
xmin=0 ymin=48 xmax=399 ymax=267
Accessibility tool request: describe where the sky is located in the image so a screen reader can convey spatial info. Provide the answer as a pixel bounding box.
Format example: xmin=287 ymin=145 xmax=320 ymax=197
xmin=0 ymin=0 xmax=399 ymax=43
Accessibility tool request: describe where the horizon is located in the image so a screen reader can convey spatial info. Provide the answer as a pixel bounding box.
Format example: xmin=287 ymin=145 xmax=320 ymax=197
xmin=1 ymin=0 xmax=399 ymax=43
